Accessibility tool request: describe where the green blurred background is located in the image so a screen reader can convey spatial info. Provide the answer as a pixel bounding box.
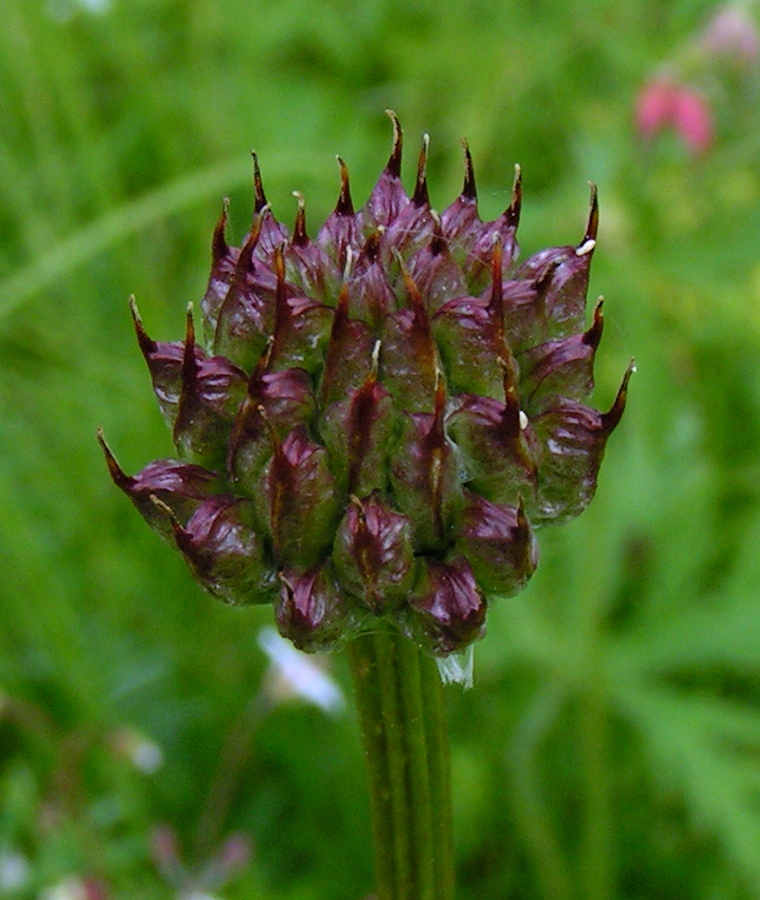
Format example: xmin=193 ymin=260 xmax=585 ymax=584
xmin=2 ymin=0 xmax=760 ymax=897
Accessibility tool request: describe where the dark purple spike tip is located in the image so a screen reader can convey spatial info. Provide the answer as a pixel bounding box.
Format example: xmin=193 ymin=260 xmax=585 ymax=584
xmin=506 ymin=164 xmax=522 ymax=229
xmin=582 ymin=299 xmax=604 ymax=350
xmin=335 ymin=156 xmax=354 ymax=216
xmin=461 ymin=139 xmax=477 ymax=201
xmin=582 ymin=182 xmax=599 ymax=246
xmin=600 ymin=360 xmax=635 ymax=434
xmin=384 ymin=109 xmax=403 ymax=178
xmin=291 ymin=191 xmax=308 ymax=247
xmin=97 ymin=428 xmax=133 ymax=491
xmin=212 ymin=198 xmax=231 ymax=264
xmin=129 ymin=295 xmax=156 ymax=360
xmin=412 ymin=133 xmax=430 ymax=207
xmin=251 ymin=151 xmax=268 ymax=213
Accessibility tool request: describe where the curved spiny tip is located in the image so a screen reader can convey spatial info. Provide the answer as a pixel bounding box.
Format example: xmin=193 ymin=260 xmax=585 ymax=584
xmin=412 ymin=133 xmax=430 ymax=207
xmin=97 ymin=428 xmax=132 ymax=489
xmin=335 ymin=156 xmax=354 ymax=216
xmin=212 ymin=198 xmax=230 ymax=263
xmin=583 ymin=299 xmax=604 ymax=350
xmin=600 ymin=360 xmax=635 ymax=434
xmin=506 ymin=164 xmax=522 ymax=228
xmin=251 ymin=151 xmax=268 ymax=213
xmin=461 ymin=139 xmax=477 ymax=201
xmin=385 ymin=109 xmax=403 ymax=177
xmin=585 ymin=182 xmax=599 ymax=244
xmin=129 ymin=295 xmax=156 ymax=358
xmin=291 ymin=191 xmax=308 ymax=246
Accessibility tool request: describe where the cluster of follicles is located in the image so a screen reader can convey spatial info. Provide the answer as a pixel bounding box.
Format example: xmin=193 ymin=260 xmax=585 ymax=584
xmin=100 ymin=112 xmax=631 ymax=656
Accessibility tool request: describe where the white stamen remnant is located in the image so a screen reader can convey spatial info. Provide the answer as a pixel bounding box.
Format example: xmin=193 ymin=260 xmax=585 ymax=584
xmin=371 ymin=339 xmax=381 ymax=372
xmin=436 ymin=645 xmax=475 ymax=689
xmin=576 ymin=238 xmax=596 ymax=257
xmin=519 ymin=410 xmax=529 ymax=430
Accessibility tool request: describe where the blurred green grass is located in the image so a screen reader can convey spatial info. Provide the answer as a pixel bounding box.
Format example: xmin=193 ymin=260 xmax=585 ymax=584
xmin=2 ymin=0 xmax=760 ymax=897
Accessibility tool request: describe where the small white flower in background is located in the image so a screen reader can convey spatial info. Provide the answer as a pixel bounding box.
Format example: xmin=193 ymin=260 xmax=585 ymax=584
xmin=179 ymin=892 xmax=222 ymax=900
xmin=38 ymin=878 xmax=88 ymax=900
xmin=46 ymin=0 xmax=110 ymax=22
xmin=109 ymin=726 xmax=164 ymax=774
xmin=257 ymin=628 xmax=345 ymax=715
xmin=0 ymin=848 xmax=30 ymax=892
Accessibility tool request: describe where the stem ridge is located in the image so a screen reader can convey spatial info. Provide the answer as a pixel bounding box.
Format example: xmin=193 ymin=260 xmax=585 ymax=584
xmin=347 ymin=628 xmax=454 ymax=900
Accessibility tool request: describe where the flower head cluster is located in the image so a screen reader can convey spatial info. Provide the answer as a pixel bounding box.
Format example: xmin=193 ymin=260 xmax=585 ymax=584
xmin=101 ymin=113 xmax=630 ymax=656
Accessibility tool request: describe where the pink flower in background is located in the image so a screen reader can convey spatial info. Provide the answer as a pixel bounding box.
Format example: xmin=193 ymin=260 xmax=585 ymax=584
xmin=635 ymin=79 xmax=714 ymax=154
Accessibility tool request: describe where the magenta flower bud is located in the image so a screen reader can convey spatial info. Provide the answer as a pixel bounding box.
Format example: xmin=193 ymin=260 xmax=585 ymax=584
xmin=454 ymin=492 xmax=537 ymax=597
xmin=277 ymin=564 xmax=359 ymax=652
xmin=333 ymin=493 xmax=417 ymax=612
xmin=104 ymin=112 xmax=629 ymax=656
xmin=404 ymin=557 xmax=486 ymax=656
xmin=98 ymin=431 xmax=221 ymax=540
xmin=260 ymin=426 xmax=341 ymax=568
xmin=166 ymin=496 xmax=277 ymax=605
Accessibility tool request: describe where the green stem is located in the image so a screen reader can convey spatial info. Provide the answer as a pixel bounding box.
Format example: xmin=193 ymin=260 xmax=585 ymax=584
xmin=346 ymin=628 xmax=454 ymax=900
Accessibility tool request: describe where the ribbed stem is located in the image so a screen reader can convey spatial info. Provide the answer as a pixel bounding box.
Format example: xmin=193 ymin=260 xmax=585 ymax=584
xmin=346 ymin=628 xmax=454 ymax=900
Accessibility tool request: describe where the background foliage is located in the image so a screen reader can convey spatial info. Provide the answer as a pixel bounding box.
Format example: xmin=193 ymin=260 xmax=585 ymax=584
xmin=2 ymin=0 xmax=760 ymax=897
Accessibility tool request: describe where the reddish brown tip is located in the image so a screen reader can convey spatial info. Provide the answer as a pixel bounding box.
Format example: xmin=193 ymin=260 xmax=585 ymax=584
xmin=461 ymin=139 xmax=477 ymax=200
xmin=97 ymin=428 xmax=133 ymax=491
xmin=291 ymin=192 xmax=308 ymax=247
xmin=212 ymin=198 xmax=231 ymax=264
xmin=251 ymin=151 xmax=268 ymax=213
xmin=585 ymin=183 xmax=599 ymax=244
xmin=385 ymin=109 xmax=403 ymax=178
xmin=412 ymin=133 xmax=430 ymax=207
xmin=335 ymin=156 xmax=354 ymax=216
xmin=600 ymin=360 xmax=635 ymax=434
xmin=180 ymin=304 xmax=198 ymax=388
xmin=583 ymin=299 xmax=604 ymax=350
xmin=506 ymin=164 xmax=522 ymax=229
xmin=129 ymin=296 xmax=156 ymax=360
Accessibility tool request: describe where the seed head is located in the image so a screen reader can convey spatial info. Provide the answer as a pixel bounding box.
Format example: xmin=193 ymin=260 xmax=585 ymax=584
xmin=102 ymin=113 xmax=631 ymax=656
